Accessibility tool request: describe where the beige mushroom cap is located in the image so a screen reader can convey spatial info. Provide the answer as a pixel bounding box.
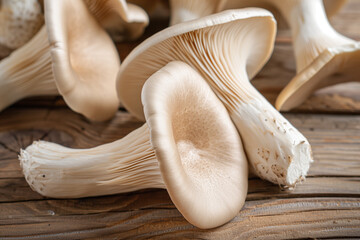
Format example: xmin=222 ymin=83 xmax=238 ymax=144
xmin=117 ymin=8 xmax=275 ymax=120
xmin=0 ymin=0 xmax=44 ymax=50
xmin=45 ymin=0 xmax=120 ymax=121
xmin=143 ymin=61 xmax=248 ymax=229
xmin=276 ymin=43 xmax=360 ymax=111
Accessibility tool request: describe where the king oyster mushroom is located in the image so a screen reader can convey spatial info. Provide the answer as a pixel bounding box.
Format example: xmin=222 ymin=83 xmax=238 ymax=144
xmin=20 ymin=61 xmax=249 ymax=229
xmin=0 ymin=0 xmax=146 ymax=121
xmin=117 ymin=9 xmax=313 ymax=187
xmin=272 ymin=0 xmax=360 ymax=111
xmin=44 ymin=0 xmax=120 ymax=121
xmin=224 ymin=0 xmax=359 ymax=111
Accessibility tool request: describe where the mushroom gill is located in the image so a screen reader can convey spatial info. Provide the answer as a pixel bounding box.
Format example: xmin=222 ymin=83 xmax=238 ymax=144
xmin=117 ymin=9 xmax=313 ymax=187
xmin=20 ymin=61 xmax=248 ymax=229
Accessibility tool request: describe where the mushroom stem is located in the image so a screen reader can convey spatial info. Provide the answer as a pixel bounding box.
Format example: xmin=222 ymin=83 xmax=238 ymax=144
xmin=168 ymin=21 xmax=313 ymax=186
xmin=276 ymin=0 xmax=355 ymax=73
xmin=0 ymin=27 xmax=58 ymax=112
xmin=230 ymin=86 xmax=312 ymax=186
xmin=20 ymin=124 xmax=164 ymax=198
xmin=118 ymin=11 xmax=314 ymax=187
xmin=274 ymin=0 xmax=360 ymax=111
xmin=194 ymin=62 xmax=312 ymax=186
xmin=20 ymin=61 xmax=248 ymax=229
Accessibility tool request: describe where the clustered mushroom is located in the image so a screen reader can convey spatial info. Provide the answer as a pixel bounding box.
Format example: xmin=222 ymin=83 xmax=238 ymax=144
xmin=20 ymin=61 xmax=249 ymax=229
xmin=4 ymin=0 xmax=354 ymax=229
xmin=117 ymin=9 xmax=313 ymax=187
xmin=0 ymin=0 xmax=148 ymax=121
xmin=220 ymin=0 xmax=359 ymax=111
xmin=273 ymin=0 xmax=360 ymax=111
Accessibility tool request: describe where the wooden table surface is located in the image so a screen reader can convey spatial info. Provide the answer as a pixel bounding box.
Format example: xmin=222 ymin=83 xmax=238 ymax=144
xmin=1 ymin=1 xmax=360 ymax=239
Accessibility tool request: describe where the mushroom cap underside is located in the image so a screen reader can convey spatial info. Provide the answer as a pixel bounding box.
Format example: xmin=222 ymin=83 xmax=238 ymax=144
xmin=117 ymin=8 xmax=276 ymax=120
xmin=276 ymin=42 xmax=360 ymax=111
xmin=45 ymin=0 xmax=120 ymax=121
xmin=142 ymin=61 xmax=248 ymax=229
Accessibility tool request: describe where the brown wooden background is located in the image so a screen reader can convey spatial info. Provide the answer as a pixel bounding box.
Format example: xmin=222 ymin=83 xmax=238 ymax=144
xmin=1 ymin=1 xmax=360 ymax=239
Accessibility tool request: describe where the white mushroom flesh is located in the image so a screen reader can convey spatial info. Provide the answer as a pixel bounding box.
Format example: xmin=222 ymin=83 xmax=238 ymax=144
xmin=20 ymin=125 xmax=162 ymax=198
xmin=20 ymin=61 xmax=248 ymax=229
xmin=274 ymin=0 xmax=360 ymax=110
xmin=45 ymin=0 xmax=121 ymax=121
xmin=117 ymin=10 xmax=313 ymax=187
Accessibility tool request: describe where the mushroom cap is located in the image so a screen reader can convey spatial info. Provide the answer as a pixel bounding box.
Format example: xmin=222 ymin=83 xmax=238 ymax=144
xmin=45 ymin=0 xmax=120 ymax=121
xmin=276 ymin=42 xmax=360 ymax=111
xmin=0 ymin=0 xmax=44 ymax=50
xmin=223 ymin=0 xmax=347 ymax=29
xmin=117 ymin=8 xmax=275 ymax=120
xmin=142 ymin=61 xmax=248 ymax=229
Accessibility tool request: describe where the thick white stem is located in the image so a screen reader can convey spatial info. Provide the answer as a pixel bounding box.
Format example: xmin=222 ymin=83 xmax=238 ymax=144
xmin=167 ymin=19 xmax=312 ymax=186
xmin=229 ymin=81 xmax=313 ymax=187
xmin=0 ymin=27 xmax=58 ymax=111
xmin=19 ymin=124 xmax=164 ymax=198
xmin=274 ymin=0 xmax=355 ymax=72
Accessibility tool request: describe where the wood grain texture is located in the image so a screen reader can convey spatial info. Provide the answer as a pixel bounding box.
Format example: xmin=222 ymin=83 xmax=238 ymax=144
xmin=0 ymin=109 xmax=360 ymax=238
xmin=1 ymin=0 xmax=360 ymax=239
xmin=0 ymin=198 xmax=359 ymax=239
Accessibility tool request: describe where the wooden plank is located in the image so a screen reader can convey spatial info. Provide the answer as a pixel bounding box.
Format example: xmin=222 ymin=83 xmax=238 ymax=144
xmin=0 ymin=197 xmax=359 ymax=239
xmin=1 ymin=109 xmax=359 ymax=180
xmin=0 ymin=109 xmax=359 ymax=238
xmin=1 ymin=176 xmax=359 ymax=203
xmin=0 ymin=109 xmax=359 ymax=201
xmin=0 ymin=1 xmax=360 ymax=238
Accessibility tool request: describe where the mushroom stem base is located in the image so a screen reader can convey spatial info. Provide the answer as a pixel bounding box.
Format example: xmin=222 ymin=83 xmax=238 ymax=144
xmin=19 ymin=123 xmax=164 ymax=198
xmin=230 ymin=94 xmax=313 ymax=187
